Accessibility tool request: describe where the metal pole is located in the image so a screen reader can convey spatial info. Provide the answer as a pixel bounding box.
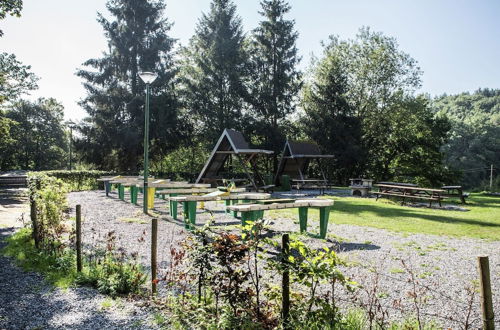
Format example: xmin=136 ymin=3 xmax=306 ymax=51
xmin=76 ymin=205 xmax=82 ymax=272
xmin=69 ymin=127 xmax=73 ymax=171
xmin=282 ymin=233 xmax=290 ymax=329
xmin=151 ymin=218 xmax=158 ymax=295
xmin=143 ymin=83 xmax=150 ymax=214
xmin=490 ymin=164 xmax=493 ymax=190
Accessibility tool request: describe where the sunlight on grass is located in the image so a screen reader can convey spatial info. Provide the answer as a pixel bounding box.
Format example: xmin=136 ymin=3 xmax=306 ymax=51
xmin=271 ymin=193 xmax=500 ymax=240
xmin=2 ymin=228 xmax=78 ymax=289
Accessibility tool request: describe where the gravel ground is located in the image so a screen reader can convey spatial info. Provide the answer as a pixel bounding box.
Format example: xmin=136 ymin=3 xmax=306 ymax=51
xmin=67 ymin=190 xmax=500 ymax=328
xmin=0 ymin=190 xmax=159 ymax=330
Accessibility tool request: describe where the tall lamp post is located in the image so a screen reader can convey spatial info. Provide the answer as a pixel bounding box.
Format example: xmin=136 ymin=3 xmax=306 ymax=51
xmin=66 ymin=120 xmax=76 ymax=170
xmin=138 ymin=71 xmax=158 ymax=214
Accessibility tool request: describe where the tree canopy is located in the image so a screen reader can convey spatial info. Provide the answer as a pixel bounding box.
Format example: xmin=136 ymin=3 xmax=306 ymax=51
xmin=302 ymin=28 xmax=451 ymax=185
xmin=76 ymin=0 xmax=186 ymax=171
xmin=1 ymin=98 xmax=67 ymax=170
xmin=179 ymin=0 xmax=248 ymax=144
xmin=433 ymin=89 xmax=500 ymax=188
xmin=246 ymin=0 xmax=302 ymax=171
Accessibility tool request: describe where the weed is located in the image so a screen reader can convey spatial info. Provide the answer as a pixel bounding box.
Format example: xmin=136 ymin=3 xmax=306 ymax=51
xmin=100 ymin=298 xmax=114 ymax=310
xmin=390 ymin=267 xmax=405 ymax=274
xmin=119 ymin=218 xmax=148 ymax=224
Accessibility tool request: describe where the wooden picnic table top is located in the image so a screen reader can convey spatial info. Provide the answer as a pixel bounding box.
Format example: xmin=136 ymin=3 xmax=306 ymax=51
xmin=227 ymin=198 xmax=333 ymax=211
xmin=442 ymin=185 xmax=462 ymax=189
xmin=375 ymin=184 xmax=445 ymax=193
xmin=292 ymin=179 xmax=327 ymax=183
xmin=170 ymin=192 xmax=271 ymax=202
xmin=155 ymin=188 xmax=218 ymax=194
xmin=121 ymin=179 xmax=167 ymax=187
xmin=110 ymin=178 xmax=163 ymax=184
xmin=144 ymin=182 xmax=203 ymax=188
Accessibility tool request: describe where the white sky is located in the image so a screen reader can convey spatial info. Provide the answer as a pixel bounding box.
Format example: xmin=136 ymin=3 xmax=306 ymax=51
xmin=1 ymin=0 xmax=499 ymax=120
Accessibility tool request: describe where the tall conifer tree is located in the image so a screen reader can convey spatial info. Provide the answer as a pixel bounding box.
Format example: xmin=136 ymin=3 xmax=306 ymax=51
xmin=77 ymin=0 xmax=183 ymax=171
xmin=180 ymin=0 xmax=248 ymax=143
xmin=247 ymin=0 xmax=301 ymax=170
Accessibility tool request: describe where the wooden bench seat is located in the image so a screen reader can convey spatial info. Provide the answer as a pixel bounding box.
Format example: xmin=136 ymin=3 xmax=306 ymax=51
xmin=373 ymin=191 xmax=446 ymax=206
xmin=373 ymin=192 xmax=443 ymax=200
xmin=168 ymin=192 xmax=271 ymax=224
xmin=227 ymin=199 xmax=334 ymax=239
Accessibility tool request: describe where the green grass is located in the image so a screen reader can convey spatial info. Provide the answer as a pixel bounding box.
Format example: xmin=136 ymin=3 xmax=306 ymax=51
xmin=270 ymin=193 xmax=500 ymax=240
xmin=119 ymin=217 xmax=148 ymax=224
xmin=2 ymin=228 xmax=78 ymax=288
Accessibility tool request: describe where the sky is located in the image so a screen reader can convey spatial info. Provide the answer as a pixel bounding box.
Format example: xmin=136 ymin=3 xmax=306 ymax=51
xmin=1 ymin=0 xmax=500 ymax=121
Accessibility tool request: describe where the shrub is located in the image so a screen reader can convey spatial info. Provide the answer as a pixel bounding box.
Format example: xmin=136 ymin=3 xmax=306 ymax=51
xmin=76 ymin=231 xmax=146 ymax=296
xmin=31 ymin=170 xmax=116 ymax=191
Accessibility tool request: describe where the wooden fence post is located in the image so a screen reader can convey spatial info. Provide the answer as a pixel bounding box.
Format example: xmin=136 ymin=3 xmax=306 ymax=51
xmin=30 ymin=198 xmax=39 ymax=249
xmin=282 ymin=233 xmax=290 ymax=329
xmin=478 ymin=256 xmax=494 ymax=330
xmin=76 ymin=205 xmax=82 ymax=272
xmin=151 ymin=218 xmax=158 ymax=295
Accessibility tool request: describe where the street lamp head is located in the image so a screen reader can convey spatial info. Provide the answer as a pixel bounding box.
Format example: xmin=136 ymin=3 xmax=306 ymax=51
xmin=65 ymin=120 xmax=76 ymax=129
xmin=138 ymin=71 xmax=158 ymax=84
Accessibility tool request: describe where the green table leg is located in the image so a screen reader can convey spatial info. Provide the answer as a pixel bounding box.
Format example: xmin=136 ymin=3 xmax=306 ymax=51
xmin=241 ymin=210 xmax=264 ymax=226
xmin=131 ymin=186 xmax=138 ymax=204
xmin=225 ymin=200 xmax=231 ymax=214
xmin=298 ymin=207 xmax=308 ymax=233
xmin=171 ymin=201 xmax=178 ymax=220
xmin=169 ymin=193 xmax=178 ymax=215
xmin=241 ymin=211 xmax=252 ymax=226
xmin=118 ymin=184 xmax=124 ymax=200
xmin=105 ymin=182 xmax=111 ymax=196
xmin=187 ymin=201 xmax=197 ymax=230
xmin=231 ymin=200 xmax=238 ymax=217
xmin=319 ymin=206 xmax=331 ymax=239
xmin=183 ymin=202 xmax=189 ymax=224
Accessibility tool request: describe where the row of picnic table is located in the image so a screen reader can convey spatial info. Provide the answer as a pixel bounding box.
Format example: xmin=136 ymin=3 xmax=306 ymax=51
xmin=373 ymin=183 xmax=468 ymax=206
xmin=97 ymin=176 xmax=333 ymax=238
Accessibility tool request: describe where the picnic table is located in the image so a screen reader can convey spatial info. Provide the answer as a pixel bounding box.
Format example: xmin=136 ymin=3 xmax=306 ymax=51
xmin=291 ymin=179 xmax=333 ymax=194
xmin=373 ymin=184 xmax=446 ymax=207
xmin=110 ymin=178 xmax=163 ymax=202
xmin=169 ymin=191 xmax=270 ymax=227
xmin=227 ymin=198 xmax=334 ymax=239
xmin=98 ymin=176 xmax=157 ymax=197
xmin=441 ymin=185 xmax=468 ymax=204
xmin=136 ymin=183 xmax=215 ymax=208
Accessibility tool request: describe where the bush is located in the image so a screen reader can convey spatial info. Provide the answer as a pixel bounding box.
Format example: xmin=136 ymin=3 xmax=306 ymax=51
xmin=31 ymin=170 xmax=116 ymax=191
xmin=27 ymin=172 xmax=69 ymax=253
xmin=75 ymin=231 xmax=146 ymax=296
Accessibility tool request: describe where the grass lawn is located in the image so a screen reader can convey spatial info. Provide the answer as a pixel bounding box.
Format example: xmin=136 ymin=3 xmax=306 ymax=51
xmin=269 ymin=193 xmax=500 ymax=240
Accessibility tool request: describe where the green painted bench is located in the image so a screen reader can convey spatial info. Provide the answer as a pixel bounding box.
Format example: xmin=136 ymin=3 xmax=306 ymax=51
xmin=109 ymin=178 xmax=161 ymax=201
xmin=168 ymin=192 xmax=270 ymax=228
xmin=227 ymin=199 xmax=334 ymax=239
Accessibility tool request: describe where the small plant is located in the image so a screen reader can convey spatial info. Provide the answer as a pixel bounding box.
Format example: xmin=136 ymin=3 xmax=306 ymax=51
xmin=76 ymin=231 xmax=146 ymax=296
xmin=268 ymin=236 xmax=356 ymax=328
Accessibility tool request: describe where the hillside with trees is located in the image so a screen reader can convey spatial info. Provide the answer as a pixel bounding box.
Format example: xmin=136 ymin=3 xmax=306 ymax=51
xmin=432 ymin=89 xmax=500 ymax=189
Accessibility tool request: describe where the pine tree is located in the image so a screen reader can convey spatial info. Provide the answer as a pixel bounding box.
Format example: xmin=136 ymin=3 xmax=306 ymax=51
xmin=301 ymin=37 xmax=364 ymax=184
xmin=77 ymin=0 xmax=184 ymax=171
xmin=247 ymin=0 xmax=301 ymax=170
xmin=180 ymin=0 xmax=248 ymax=143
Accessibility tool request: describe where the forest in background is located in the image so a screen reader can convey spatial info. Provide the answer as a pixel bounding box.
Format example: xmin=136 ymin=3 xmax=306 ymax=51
xmin=1 ymin=0 xmax=498 ymax=189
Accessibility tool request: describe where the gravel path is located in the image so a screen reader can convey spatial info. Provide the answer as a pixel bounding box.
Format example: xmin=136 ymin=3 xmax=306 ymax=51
xmin=3 ymin=189 xmax=497 ymax=328
xmin=0 ymin=190 xmax=159 ymax=330
xmin=67 ymin=190 xmax=499 ymax=328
